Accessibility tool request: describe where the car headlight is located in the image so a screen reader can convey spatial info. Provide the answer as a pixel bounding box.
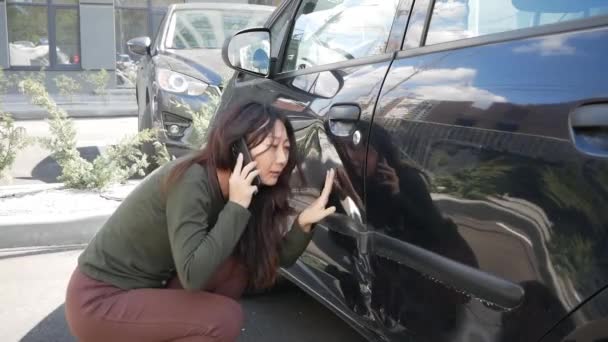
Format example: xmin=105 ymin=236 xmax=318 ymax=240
xmin=156 ymin=68 xmax=208 ymax=96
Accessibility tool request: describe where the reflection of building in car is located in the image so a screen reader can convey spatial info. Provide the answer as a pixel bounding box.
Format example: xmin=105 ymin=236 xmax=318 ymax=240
xmin=287 ymin=0 xmax=397 ymax=69
xmin=217 ymin=0 xmax=608 ymax=341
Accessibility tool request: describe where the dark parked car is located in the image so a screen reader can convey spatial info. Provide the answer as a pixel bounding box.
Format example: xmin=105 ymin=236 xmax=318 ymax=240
xmin=218 ymin=0 xmax=608 ymax=341
xmin=128 ymin=3 xmax=274 ymax=157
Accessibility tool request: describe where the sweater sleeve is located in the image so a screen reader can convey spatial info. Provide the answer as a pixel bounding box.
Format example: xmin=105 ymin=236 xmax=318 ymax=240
xmin=278 ymin=219 xmax=314 ymax=267
xmin=166 ymin=168 xmax=251 ymax=291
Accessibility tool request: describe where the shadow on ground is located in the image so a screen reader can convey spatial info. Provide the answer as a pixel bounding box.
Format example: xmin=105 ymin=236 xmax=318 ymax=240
xmin=19 ymin=146 xmax=153 ymax=184
xmin=239 ymin=282 xmax=367 ymax=342
xmin=20 ymin=282 xmax=366 ymax=342
xmin=21 ymin=146 xmax=102 ymax=184
xmin=21 ymin=304 xmax=75 ymax=342
xmin=16 ymin=144 xmax=193 ymax=184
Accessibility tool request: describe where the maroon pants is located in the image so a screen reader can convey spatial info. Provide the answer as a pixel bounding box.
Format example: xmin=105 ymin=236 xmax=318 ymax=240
xmin=65 ymin=257 xmax=248 ymax=342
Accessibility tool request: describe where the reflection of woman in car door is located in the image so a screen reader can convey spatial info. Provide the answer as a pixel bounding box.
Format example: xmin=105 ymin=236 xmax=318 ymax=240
xmin=330 ymin=122 xmax=479 ymax=337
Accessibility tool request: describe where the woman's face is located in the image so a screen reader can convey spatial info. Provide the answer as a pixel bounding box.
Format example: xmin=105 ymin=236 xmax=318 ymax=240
xmin=345 ymin=142 xmax=378 ymax=177
xmin=250 ymin=120 xmax=291 ymax=186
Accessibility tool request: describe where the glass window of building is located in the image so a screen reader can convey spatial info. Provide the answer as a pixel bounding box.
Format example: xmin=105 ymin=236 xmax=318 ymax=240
xmin=7 ymin=0 xmax=80 ymax=68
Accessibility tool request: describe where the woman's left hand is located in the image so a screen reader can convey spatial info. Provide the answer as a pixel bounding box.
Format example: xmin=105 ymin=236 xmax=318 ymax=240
xmin=297 ymin=169 xmax=336 ymax=232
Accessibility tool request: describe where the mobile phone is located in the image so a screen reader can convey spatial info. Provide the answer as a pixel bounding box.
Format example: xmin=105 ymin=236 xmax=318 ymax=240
xmin=232 ymin=138 xmax=261 ymax=186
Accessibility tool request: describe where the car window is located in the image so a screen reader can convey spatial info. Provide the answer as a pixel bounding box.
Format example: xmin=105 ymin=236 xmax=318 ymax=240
xmin=165 ymin=9 xmax=271 ymax=49
xmin=281 ymin=0 xmax=400 ymax=72
xmin=152 ymin=13 xmax=168 ymax=53
xmin=426 ymin=0 xmax=608 ymax=46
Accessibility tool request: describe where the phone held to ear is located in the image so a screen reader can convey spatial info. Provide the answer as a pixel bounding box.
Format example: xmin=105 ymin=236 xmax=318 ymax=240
xmin=232 ymin=138 xmax=261 ymax=187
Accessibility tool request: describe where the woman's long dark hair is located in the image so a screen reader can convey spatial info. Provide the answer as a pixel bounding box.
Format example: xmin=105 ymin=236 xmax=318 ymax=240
xmin=163 ymin=102 xmax=300 ymax=289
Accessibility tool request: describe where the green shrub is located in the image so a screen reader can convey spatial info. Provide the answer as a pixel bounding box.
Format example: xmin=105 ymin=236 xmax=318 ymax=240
xmin=0 ymin=71 xmax=29 ymax=181
xmin=20 ymin=78 xmax=155 ymax=190
xmin=153 ymin=141 xmax=175 ymax=167
xmin=85 ymin=69 xmax=109 ymax=97
xmin=59 ymin=130 xmax=155 ymax=189
xmin=172 ymin=93 xmax=218 ymax=150
xmin=144 ymin=94 xmax=217 ymax=170
xmin=54 ymin=74 xmax=81 ymax=102
xmin=0 ymin=111 xmax=28 ymax=181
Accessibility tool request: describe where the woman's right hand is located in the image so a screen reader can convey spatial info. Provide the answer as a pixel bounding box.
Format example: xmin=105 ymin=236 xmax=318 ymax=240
xmin=229 ymin=153 xmax=259 ymax=209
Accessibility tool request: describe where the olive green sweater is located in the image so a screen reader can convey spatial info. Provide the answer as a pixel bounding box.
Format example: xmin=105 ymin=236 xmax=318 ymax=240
xmin=78 ymin=159 xmax=313 ymax=290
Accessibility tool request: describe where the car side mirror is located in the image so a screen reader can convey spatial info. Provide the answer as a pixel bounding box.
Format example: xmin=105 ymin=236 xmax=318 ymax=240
xmin=127 ymin=37 xmax=151 ymax=56
xmin=223 ymin=28 xmax=271 ymax=77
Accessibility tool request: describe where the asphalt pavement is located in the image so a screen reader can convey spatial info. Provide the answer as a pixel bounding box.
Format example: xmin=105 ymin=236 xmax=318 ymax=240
xmin=0 ymin=247 xmax=366 ymax=342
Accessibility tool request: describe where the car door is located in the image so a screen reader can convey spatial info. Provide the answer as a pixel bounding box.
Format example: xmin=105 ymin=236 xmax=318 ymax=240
xmin=371 ymin=0 xmax=608 ymax=341
xmin=216 ymin=0 xmax=408 ymax=338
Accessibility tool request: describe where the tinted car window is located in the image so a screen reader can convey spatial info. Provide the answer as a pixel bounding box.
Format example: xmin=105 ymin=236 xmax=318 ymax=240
xmin=165 ymin=9 xmax=270 ymax=49
xmin=426 ymin=0 xmax=608 ymax=45
xmin=281 ymin=0 xmax=400 ymax=72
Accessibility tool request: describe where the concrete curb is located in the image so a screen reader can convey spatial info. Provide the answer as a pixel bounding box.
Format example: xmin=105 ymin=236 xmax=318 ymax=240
xmin=7 ymin=105 xmax=137 ymax=120
xmin=2 ymin=93 xmax=137 ymax=120
xmin=0 ymin=183 xmax=64 ymax=198
xmin=0 ymin=215 xmax=109 ymax=249
xmin=0 ymin=181 xmax=138 ymax=248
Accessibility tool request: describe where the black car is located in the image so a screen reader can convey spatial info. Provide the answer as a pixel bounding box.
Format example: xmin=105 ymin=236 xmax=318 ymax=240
xmin=218 ymin=0 xmax=608 ymax=341
xmin=127 ymin=3 xmax=274 ymax=157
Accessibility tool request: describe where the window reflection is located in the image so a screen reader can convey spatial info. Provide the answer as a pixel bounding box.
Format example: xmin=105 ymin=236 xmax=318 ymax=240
xmin=114 ymin=0 xmax=184 ymax=86
xmin=7 ymin=5 xmax=50 ymax=66
xmin=55 ymin=8 xmax=80 ymax=65
xmin=115 ymin=8 xmax=149 ymax=61
xmin=165 ymin=10 xmax=269 ymax=50
xmin=115 ymin=0 xmax=147 ymax=7
xmin=7 ymin=1 xmax=80 ymax=68
xmin=282 ymin=0 xmax=400 ymax=72
xmin=427 ymin=0 xmax=608 ymax=46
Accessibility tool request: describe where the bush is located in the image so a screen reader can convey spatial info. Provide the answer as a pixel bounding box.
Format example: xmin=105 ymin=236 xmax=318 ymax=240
xmin=19 ymin=78 xmax=155 ymax=190
xmin=153 ymin=141 xmax=175 ymax=167
xmin=145 ymin=94 xmax=217 ymax=170
xmin=85 ymin=69 xmax=109 ymax=97
xmin=59 ymin=130 xmax=155 ymax=189
xmin=54 ymin=74 xmax=81 ymax=102
xmin=0 ymin=70 xmax=29 ymax=181
xmin=172 ymin=93 xmax=218 ymax=150
xmin=0 ymin=111 xmax=28 ymax=181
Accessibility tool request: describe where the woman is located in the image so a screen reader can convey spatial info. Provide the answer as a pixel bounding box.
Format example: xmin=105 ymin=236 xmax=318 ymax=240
xmin=65 ymin=102 xmax=336 ymax=342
